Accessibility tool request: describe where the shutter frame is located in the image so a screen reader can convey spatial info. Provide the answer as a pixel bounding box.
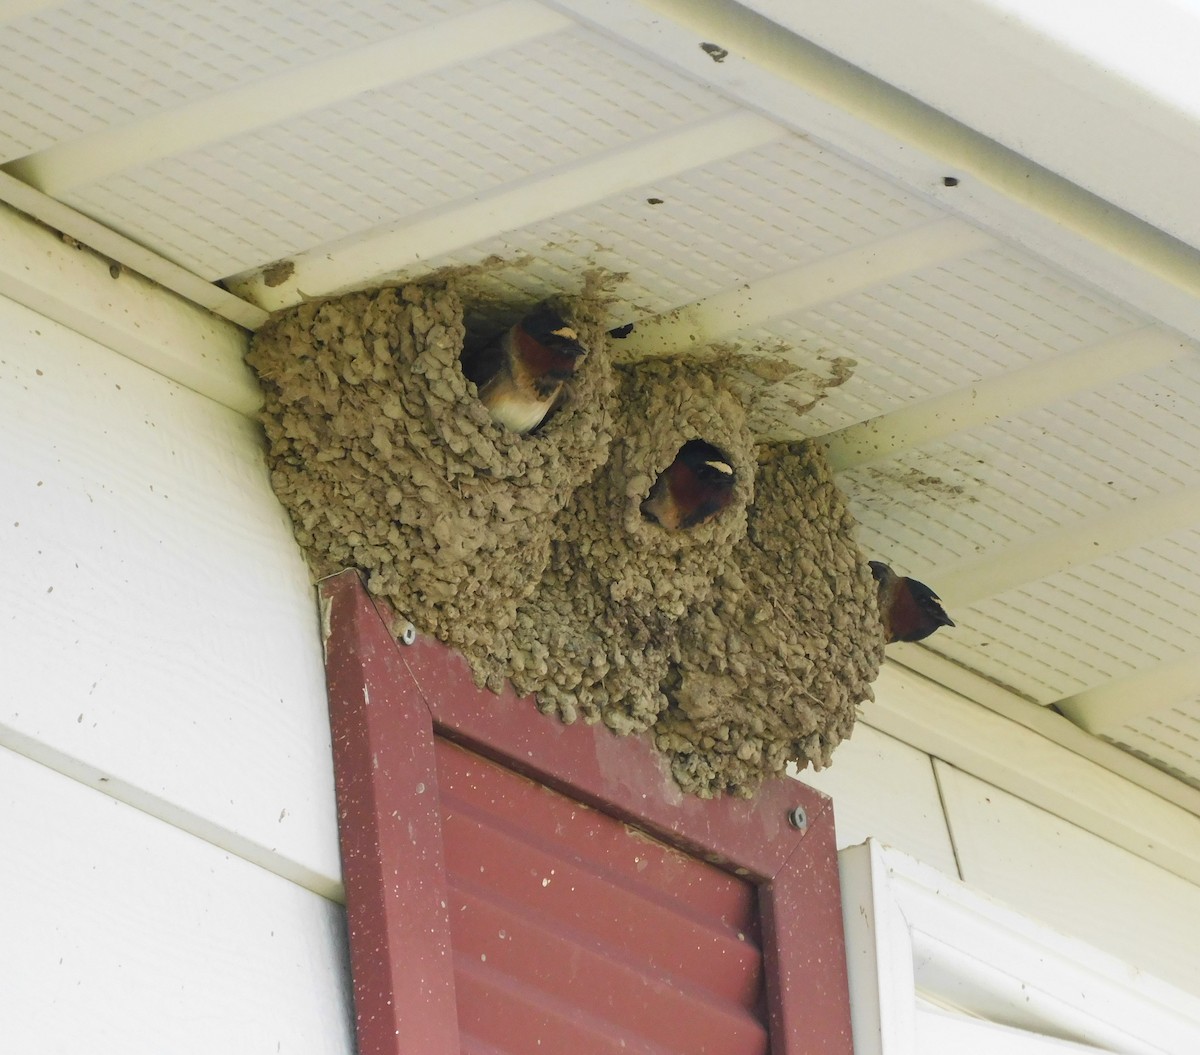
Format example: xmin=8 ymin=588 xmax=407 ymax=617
xmin=321 ymin=569 xmax=853 ymax=1054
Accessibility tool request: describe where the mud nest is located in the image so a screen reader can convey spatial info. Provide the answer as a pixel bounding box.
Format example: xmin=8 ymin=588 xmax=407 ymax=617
xmin=655 ymin=442 xmax=885 ymax=796
xmin=247 ymin=282 xmax=615 ymax=662
xmin=494 ymin=359 xmax=757 ymax=735
xmin=248 ymin=281 xmax=883 ymax=798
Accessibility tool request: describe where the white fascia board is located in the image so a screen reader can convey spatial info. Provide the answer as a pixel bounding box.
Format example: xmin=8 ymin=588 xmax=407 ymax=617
xmin=863 ymin=661 xmax=1200 ymax=889
xmin=544 ymin=0 xmax=1200 ymax=345
xmin=0 ymin=201 xmax=259 ymax=416
xmin=0 ymin=171 xmax=268 ymax=331
xmin=747 ymin=0 xmax=1200 ymax=255
xmin=891 ymin=644 xmax=1200 ymax=819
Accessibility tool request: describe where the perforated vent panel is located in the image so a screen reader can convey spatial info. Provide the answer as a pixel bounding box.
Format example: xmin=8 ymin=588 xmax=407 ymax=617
xmin=0 ymin=0 xmax=487 ymax=161
xmin=59 ymin=23 xmax=736 ymax=277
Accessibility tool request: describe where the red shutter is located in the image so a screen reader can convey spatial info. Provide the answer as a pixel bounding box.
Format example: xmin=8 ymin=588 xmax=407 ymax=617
xmin=321 ymin=569 xmax=853 ymax=1055
xmin=439 ymin=737 xmax=768 ymax=1054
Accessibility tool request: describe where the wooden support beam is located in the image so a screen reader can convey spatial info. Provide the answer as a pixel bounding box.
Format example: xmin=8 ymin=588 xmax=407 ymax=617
xmin=823 ymin=328 xmax=1193 ymax=472
xmin=614 ymin=217 xmax=992 ymax=358
xmin=4 ymin=0 xmax=570 ymax=196
xmin=1056 ymin=655 xmax=1200 ymax=736
xmin=930 ymin=486 xmax=1200 ymax=610
xmin=227 ymin=111 xmax=783 ymax=310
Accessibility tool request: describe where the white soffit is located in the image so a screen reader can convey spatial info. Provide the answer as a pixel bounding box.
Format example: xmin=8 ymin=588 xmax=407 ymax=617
xmin=749 ymin=0 xmax=1200 ymax=254
xmin=31 ymin=16 xmax=740 ymax=279
xmin=1 ymin=0 xmax=1200 ymax=800
xmin=0 ymin=0 xmax=494 ymax=160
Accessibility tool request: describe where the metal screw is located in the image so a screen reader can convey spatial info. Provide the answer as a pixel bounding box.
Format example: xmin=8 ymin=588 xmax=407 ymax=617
xmin=787 ymin=805 xmax=808 ymax=831
xmin=398 ymin=622 xmax=417 ymax=646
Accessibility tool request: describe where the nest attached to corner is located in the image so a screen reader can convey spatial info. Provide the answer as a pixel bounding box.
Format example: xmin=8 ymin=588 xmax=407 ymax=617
xmin=654 ymin=442 xmax=885 ymax=797
xmin=246 ymin=283 xmax=615 ymax=662
xmin=248 ymin=278 xmax=884 ymax=801
xmin=497 ymin=359 xmax=757 ymax=733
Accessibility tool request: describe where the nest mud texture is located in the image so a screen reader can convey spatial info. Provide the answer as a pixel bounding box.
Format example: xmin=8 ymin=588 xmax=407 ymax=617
xmin=247 ymin=283 xmax=615 ymax=661
xmin=498 ymin=360 xmax=756 ymax=734
xmin=656 ymin=442 xmax=885 ymax=796
xmin=249 ymin=282 xmax=882 ymax=799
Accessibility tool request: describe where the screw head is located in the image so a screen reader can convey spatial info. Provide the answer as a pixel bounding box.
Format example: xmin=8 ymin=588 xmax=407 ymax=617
xmin=399 ymin=622 xmax=417 ymax=646
xmin=787 ymin=805 xmax=808 ymax=831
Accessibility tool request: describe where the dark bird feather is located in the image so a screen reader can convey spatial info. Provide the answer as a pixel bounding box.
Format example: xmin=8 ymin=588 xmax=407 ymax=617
xmin=461 ymin=305 xmax=587 ymax=434
xmin=869 ymin=560 xmax=955 ymax=644
xmin=641 ymin=439 xmax=737 ymax=530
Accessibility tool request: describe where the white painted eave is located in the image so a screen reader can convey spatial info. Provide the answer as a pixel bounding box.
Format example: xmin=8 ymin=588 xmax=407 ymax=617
xmin=747 ymin=0 xmax=1200 ymax=256
xmin=0 ymin=201 xmax=258 ymax=414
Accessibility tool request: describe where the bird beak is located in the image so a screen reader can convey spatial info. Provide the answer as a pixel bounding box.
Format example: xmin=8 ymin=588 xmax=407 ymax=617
xmin=705 ymin=460 xmax=734 ymax=475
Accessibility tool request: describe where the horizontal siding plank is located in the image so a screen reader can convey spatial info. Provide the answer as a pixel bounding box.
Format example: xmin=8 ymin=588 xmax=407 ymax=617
xmin=0 ymin=743 xmax=353 ymax=1053
xmin=0 ymin=294 xmax=340 ymax=893
xmin=935 ymin=761 xmax=1200 ymax=995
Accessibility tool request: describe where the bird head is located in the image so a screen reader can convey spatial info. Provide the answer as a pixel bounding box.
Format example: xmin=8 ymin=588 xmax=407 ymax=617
xmin=870 ymin=560 xmax=954 ymax=643
xmin=641 ymin=439 xmax=737 ymax=530
xmin=868 ymin=560 xmax=894 ymax=588
xmin=520 ymin=305 xmax=588 ymax=362
xmin=681 ymin=439 xmax=736 ymax=484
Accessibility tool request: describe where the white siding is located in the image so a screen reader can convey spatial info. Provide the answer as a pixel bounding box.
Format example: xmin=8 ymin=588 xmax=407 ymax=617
xmin=1 ymin=744 xmax=353 ymax=1053
xmin=799 ymin=723 xmax=959 ymax=875
xmin=1 ymin=294 xmax=340 ymax=896
xmin=4 ymin=260 xmax=1200 ymax=1046
xmin=936 ymin=760 xmax=1200 ymax=996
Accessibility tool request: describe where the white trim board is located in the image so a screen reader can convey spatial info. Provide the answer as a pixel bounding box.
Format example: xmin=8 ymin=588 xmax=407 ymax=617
xmin=889 ymin=645 xmax=1200 ymax=818
xmin=746 ymin=0 xmax=1200 ymax=258
xmin=840 ymin=840 xmax=1200 ymax=1054
xmin=863 ymin=662 xmax=1200 ymax=889
xmin=0 ymin=171 xmax=268 ymax=331
xmin=0 ymin=200 xmax=259 ymax=415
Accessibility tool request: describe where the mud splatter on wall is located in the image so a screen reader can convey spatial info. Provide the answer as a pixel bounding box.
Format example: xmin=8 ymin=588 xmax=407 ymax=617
xmin=248 ymin=281 xmax=883 ymax=796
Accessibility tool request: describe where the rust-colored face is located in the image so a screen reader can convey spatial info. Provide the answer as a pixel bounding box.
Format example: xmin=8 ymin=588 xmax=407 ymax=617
xmin=641 ymin=439 xmax=736 ymax=530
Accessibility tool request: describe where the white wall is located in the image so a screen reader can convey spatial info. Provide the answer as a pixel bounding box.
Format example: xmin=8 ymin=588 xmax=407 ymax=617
xmin=3 ymin=244 xmax=1199 ymax=1049
xmin=1 ymin=288 xmax=354 ymax=1052
xmin=804 ymin=720 xmax=1200 ymax=997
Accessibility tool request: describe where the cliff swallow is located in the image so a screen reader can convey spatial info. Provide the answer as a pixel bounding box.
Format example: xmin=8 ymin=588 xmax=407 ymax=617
xmin=460 ymin=306 xmax=587 ymax=434
xmin=869 ymin=561 xmax=955 ymax=643
xmin=641 ymin=439 xmax=736 ymax=530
